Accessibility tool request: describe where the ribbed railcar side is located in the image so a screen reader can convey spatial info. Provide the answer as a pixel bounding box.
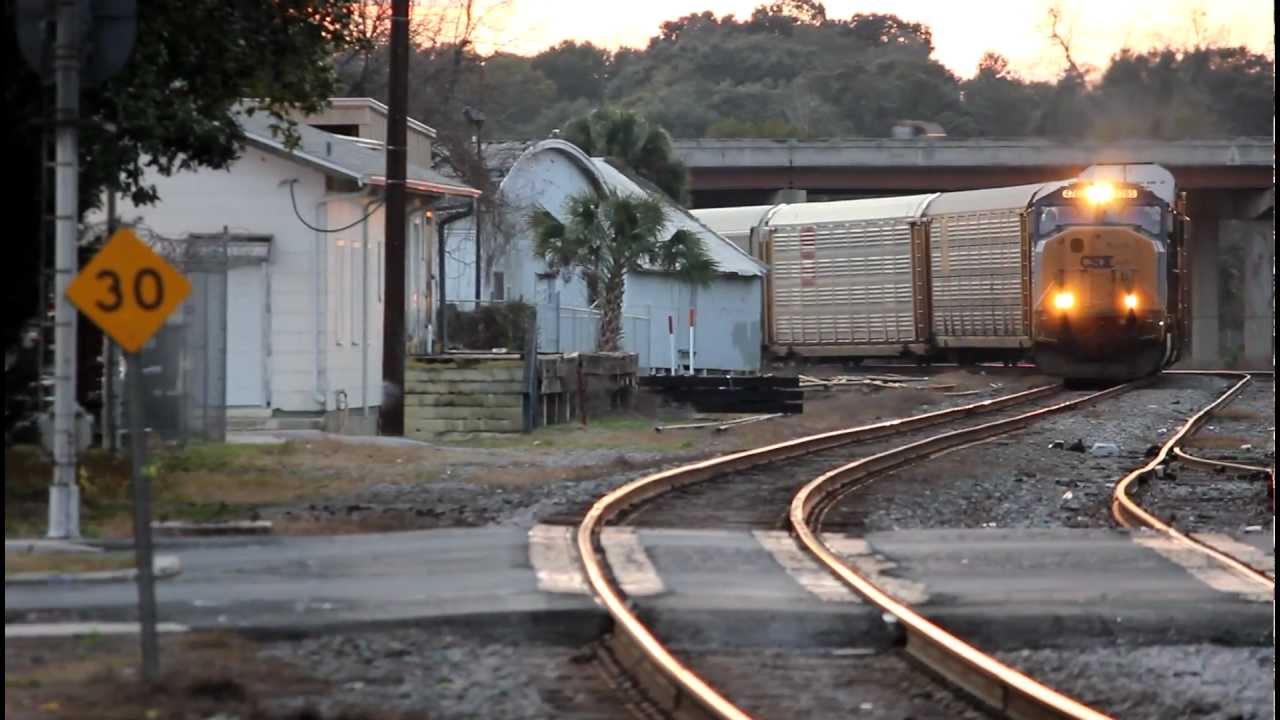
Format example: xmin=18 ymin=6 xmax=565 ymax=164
xmin=749 ymin=195 xmax=937 ymax=358
xmin=920 ymin=182 xmax=1067 ymax=361
xmin=768 ymin=217 xmax=920 ymax=353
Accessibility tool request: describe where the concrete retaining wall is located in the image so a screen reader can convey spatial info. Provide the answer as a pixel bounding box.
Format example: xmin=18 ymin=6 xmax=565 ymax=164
xmin=404 ymin=356 xmax=526 ymax=439
xmin=404 ymin=352 xmax=639 ymax=438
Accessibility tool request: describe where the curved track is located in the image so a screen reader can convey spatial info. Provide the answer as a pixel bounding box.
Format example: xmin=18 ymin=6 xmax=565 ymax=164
xmin=788 ymin=383 xmax=1139 ymax=720
xmin=575 ymin=380 xmax=1139 ymax=719
xmin=1112 ymin=371 xmax=1275 ymax=587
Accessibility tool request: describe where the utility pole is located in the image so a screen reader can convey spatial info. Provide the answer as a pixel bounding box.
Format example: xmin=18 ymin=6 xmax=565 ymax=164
xmin=380 ymin=0 xmax=409 ymax=436
xmin=49 ymin=0 xmax=82 ymax=538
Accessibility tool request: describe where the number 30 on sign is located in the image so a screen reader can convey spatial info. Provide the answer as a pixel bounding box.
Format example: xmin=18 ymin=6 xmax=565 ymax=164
xmin=66 ymin=228 xmax=192 ymax=354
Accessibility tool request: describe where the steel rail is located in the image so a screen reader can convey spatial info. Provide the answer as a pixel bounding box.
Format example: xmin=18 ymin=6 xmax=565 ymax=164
xmin=576 ymin=383 xmax=1060 ymax=719
xmin=1172 ymin=447 xmax=1271 ymax=476
xmin=790 ymin=381 xmax=1144 ymax=720
xmin=1172 ymin=447 xmax=1276 ymax=514
xmin=1112 ymin=371 xmax=1275 ymax=588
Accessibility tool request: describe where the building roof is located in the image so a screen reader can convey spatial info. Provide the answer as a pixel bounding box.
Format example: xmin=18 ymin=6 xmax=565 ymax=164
xmin=326 ymin=97 xmax=437 ymax=139
xmin=237 ymin=109 xmax=479 ymax=198
xmin=497 ymin=139 xmax=765 ymax=278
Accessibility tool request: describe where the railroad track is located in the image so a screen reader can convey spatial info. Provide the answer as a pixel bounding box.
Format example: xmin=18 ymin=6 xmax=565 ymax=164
xmin=1112 ymin=371 xmax=1275 ymax=585
xmin=575 ymin=378 xmax=1146 ymax=719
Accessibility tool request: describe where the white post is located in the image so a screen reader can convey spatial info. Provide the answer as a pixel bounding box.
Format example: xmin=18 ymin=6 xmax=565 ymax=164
xmin=667 ymin=315 xmax=675 ymax=375
xmin=688 ymin=308 xmax=696 ymax=376
xmin=49 ymin=0 xmax=81 ymax=538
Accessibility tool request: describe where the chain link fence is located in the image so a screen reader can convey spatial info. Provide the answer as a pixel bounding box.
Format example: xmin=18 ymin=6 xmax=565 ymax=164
xmin=119 ymin=228 xmax=229 ymax=444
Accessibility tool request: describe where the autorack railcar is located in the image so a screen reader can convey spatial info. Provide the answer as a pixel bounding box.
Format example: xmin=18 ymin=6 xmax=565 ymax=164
xmin=692 ymin=163 xmax=1187 ymax=380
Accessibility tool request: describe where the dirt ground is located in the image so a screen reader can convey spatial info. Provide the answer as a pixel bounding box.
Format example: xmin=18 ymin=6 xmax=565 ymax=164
xmin=2 ymin=633 xmax=385 ymax=720
xmin=5 ymin=367 xmax=1051 ymax=538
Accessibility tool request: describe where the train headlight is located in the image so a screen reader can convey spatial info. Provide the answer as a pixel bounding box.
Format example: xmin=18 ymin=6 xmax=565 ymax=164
xmin=1083 ymin=182 xmax=1115 ymax=205
xmin=1053 ymin=291 xmax=1075 ymax=310
xmin=1123 ymin=293 xmax=1139 ymax=310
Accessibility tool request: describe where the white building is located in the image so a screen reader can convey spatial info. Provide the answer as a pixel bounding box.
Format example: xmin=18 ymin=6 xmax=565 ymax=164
xmin=90 ymin=99 xmax=478 ymax=431
xmin=481 ymin=139 xmax=768 ymax=373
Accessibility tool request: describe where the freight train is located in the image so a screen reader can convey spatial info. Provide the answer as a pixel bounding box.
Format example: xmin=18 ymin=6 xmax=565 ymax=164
xmin=692 ymin=164 xmax=1188 ymax=380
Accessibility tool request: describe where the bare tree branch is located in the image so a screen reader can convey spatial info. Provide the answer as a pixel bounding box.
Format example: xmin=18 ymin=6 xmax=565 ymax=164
xmin=1046 ymin=4 xmax=1085 ymax=82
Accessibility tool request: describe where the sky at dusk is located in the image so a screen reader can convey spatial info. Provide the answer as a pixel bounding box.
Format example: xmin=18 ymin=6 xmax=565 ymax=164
xmin=465 ymin=0 xmax=1275 ymax=81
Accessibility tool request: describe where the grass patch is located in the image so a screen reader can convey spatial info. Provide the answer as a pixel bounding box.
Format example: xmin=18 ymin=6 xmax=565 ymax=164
xmin=5 ymin=552 xmax=135 ymax=577
xmin=5 ymin=443 xmax=378 ymax=539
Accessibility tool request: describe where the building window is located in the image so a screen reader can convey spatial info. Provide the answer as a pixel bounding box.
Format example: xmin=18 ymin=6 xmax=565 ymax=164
xmin=491 ymin=271 xmax=505 ymax=301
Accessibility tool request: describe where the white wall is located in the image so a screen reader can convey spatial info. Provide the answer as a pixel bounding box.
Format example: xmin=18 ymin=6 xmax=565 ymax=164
xmin=92 ymin=146 xmax=436 ymax=414
xmin=95 ymin=147 xmax=330 ymax=413
xmin=495 ymin=148 xmax=592 ymax=308
xmin=627 ymin=273 xmax=763 ymax=373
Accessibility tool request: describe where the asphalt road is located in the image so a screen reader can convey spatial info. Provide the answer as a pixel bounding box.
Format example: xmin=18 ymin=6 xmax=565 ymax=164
xmin=5 ymin=525 xmax=1272 ymax=648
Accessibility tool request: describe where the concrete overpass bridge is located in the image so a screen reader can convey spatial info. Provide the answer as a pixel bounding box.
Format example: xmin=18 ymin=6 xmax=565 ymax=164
xmin=673 ymin=138 xmax=1274 ymax=370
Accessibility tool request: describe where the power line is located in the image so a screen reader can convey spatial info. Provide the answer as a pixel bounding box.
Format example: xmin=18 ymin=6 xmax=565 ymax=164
xmin=286 ymin=180 xmax=383 ymax=233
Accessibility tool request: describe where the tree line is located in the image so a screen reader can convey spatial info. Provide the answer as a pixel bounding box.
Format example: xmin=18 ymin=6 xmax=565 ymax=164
xmin=334 ymin=0 xmax=1273 ymax=143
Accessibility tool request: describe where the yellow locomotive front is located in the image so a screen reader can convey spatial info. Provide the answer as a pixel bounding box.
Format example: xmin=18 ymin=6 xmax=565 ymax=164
xmin=1030 ymin=180 xmax=1186 ymax=380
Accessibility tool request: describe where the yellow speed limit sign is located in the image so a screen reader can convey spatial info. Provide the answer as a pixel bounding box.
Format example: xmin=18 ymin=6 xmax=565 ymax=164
xmin=67 ymin=228 xmax=192 ymax=353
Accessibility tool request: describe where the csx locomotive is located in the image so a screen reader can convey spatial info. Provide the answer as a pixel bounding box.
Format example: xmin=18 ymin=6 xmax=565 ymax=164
xmin=693 ymin=163 xmax=1187 ymax=381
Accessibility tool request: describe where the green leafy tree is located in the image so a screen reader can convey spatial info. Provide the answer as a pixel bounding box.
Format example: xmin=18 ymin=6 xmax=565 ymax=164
xmin=5 ymin=0 xmax=362 ymax=349
xmin=530 ymin=193 xmax=716 ymax=351
xmin=960 ymin=52 xmax=1037 ymax=136
xmin=705 ymin=117 xmax=812 ymax=138
xmin=531 ymin=41 xmax=612 ymax=102
xmin=562 ymin=108 xmax=691 ymax=204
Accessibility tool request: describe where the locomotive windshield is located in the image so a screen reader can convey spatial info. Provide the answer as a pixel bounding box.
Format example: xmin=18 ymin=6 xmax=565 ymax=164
xmin=1036 ymin=204 xmax=1165 ymax=239
xmin=1032 ymin=181 xmax=1169 ymax=244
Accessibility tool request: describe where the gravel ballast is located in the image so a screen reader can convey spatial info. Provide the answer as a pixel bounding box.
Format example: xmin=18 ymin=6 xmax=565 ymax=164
xmin=823 ymin=374 xmax=1239 ymax=532
xmin=998 ymin=644 xmax=1275 ymax=720
xmin=260 ymin=627 xmax=618 ymax=719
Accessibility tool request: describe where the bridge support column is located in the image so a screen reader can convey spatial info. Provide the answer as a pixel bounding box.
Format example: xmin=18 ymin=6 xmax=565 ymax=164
xmin=1188 ymin=203 xmax=1221 ymax=367
xmin=1184 ymin=191 xmax=1274 ymax=370
xmin=1223 ymin=220 xmax=1274 ymax=369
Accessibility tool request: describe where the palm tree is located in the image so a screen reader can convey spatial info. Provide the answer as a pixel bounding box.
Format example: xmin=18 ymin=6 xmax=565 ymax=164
xmin=531 ymin=191 xmax=716 ymax=352
xmin=561 ymin=108 xmax=690 ymax=205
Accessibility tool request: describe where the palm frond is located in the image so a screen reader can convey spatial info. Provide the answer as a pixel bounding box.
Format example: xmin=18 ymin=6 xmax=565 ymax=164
xmin=561 ymin=115 xmax=596 ymax=154
xmin=655 ymin=228 xmax=718 ymax=286
xmin=529 ymin=207 xmax=576 ymax=273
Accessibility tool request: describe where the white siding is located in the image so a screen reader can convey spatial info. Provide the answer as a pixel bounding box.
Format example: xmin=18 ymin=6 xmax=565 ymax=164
xmin=494 ymin=141 xmax=764 ymax=372
xmin=322 ymin=199 xmax=380 ymax=413
xmin=627 ymin=273 xmax=762 ymax=373
xmin=90 ymin=146 xmax=434 ymax=414
xmin=95 ymin=148 xmax=329 ymax=412
xmin=495 ymin=148 xmax=595 ymax=308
